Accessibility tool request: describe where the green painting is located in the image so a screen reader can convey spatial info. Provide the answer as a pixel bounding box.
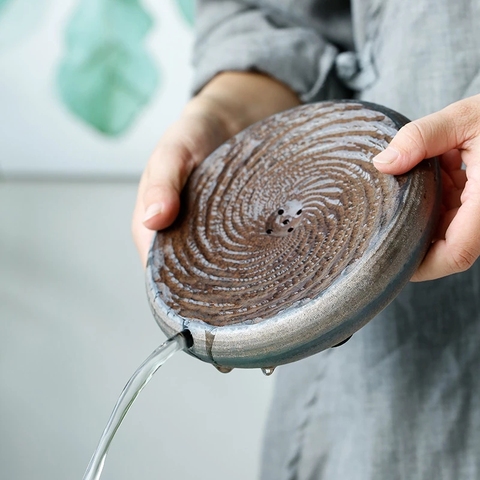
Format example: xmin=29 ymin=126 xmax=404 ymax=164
xmin=56 ymin=0 xmax=195 ymax=136
xmin=57 ymin=0 xmax=159 ymax=136
xmin=3 ymin=0 xmax=196 ymax=136
xmin=175 ymin=0 xmax=195 ymax=26
xmin=0 ymin=0 xmax=11 ymax=13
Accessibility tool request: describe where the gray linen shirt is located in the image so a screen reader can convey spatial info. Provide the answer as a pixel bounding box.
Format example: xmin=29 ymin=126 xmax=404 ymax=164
xmin=193 ymin=1 xmax=480 ymax=479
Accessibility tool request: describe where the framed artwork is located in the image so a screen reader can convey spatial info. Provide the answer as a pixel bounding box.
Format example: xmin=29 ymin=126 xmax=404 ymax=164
xmin=0 ymin=0 xmax=194 ymax=178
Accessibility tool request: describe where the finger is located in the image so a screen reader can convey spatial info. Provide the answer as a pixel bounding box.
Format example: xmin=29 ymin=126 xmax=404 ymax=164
xmin=373 ymin=95 xmax=480 ymax=174
xmin=449 ymin=168 xmax=467 ymax=191
xmin=132 ymin=142 xmax=195 ymax=267
xmin=439 ymin=150 xmax=467 ymax=192
xmin=133 ymin=111 xmax=231 ymax=265
xmin=142 ymin=141 xmax=194 ymax=231
xmin=439 ymin=149 xmax=463 ymax=173
xmin=438 ymin=151 xmax=466 ymax=211
xmin=440 ymin=169 xmax=463 ymax=211
xmin=442 ymin=187 xmax=463 ymax=211
xmin=433 ymin=207 xmax=458 ymax=241
xmin=139 ymin=109 xmax=230 ymax=234
xmin=131 ymin=212 xmax=155 ymax=267
xmin=132 ymin=171 xmax=169 ymax=267
xmin=411 ymin=169 xmax=480 ymax=281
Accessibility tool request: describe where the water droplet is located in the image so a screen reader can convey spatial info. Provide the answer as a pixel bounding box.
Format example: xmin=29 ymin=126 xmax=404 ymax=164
xmin=215 ymin=365 xmax=233 ymax=374
xmin=261 ymin=367 xmax=276 ymax=376
xmin=331 ymin=335 xmax=353 ymax=348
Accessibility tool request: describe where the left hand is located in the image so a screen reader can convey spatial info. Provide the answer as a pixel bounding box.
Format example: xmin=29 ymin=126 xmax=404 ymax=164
xmin=373 ymin=94 xmax=480 ymax=282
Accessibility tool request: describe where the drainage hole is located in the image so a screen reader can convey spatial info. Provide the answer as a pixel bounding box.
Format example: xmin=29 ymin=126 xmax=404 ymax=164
xmin=288 ymin=227 xmax=294 ymax=233
xmin=266 ymin=229 xmax=273 ymax=235
xmin=282 ymin=219 xmax=290 ymax=225
xmin=278 ymin=209 xmax=284 ymax=215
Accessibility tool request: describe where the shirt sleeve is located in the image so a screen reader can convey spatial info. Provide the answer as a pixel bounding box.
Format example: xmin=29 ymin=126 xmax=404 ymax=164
xmin=192 ymin=0 xmax=346 ymax=103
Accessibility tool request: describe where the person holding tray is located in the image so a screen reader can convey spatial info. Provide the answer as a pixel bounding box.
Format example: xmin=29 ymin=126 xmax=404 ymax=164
xmin=133 ymin=1 xmax=480 ymax=478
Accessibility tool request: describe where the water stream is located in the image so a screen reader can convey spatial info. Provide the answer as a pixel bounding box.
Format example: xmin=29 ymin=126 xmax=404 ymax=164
xmin=82 ymin=331 xmax=192 ymax=480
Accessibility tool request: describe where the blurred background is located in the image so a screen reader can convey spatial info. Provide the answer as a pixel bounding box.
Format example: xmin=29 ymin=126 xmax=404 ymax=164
xmin=0 ymin=1 xmax=273 ymax=479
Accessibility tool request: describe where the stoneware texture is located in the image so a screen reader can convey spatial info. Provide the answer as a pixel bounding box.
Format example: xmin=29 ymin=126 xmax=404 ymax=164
xmin=146 ymin=101 xmax=441 ymax=371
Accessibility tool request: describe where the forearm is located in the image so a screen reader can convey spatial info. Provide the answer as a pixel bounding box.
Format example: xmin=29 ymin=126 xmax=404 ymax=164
xmin=186 ymin=71 xmax=302 ymax=140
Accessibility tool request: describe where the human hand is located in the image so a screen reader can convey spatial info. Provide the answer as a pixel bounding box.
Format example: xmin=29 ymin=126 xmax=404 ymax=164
xmin=373 ymin=94 xmax=480 ymax=282
xmin=132 ymin=72 xmax=300 ymax=266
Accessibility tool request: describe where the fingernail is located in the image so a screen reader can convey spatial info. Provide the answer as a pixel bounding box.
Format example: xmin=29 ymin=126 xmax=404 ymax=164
xmin=143 ymin=203 xmax=163 ymax=222
xmin=373 ymin=147 xmax=400 ymax=164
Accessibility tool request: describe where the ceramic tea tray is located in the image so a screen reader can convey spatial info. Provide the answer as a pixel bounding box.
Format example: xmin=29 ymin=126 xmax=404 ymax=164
xmin=146 ymin=101 xmax=441 ymax=372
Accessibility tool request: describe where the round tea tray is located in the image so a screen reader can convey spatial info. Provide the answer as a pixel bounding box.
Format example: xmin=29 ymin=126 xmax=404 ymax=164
xmin=146 ymin=101 xmax=440 ymax=371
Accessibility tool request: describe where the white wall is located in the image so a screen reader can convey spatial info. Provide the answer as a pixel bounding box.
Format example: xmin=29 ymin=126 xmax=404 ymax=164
xmin=0 ymin=181 xmax=274 ymax=480
xmin=0 ymin=0 xmax=193 ymax=178
xmin=0 ymin=1 xmax=274 ymax=478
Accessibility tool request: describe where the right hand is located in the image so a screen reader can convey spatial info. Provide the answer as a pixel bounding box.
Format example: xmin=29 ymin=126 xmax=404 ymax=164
xmin=132 ymin=72 xmax=301 ymax=266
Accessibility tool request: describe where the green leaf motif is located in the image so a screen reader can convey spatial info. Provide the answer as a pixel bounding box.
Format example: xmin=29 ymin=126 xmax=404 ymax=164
xmin=175 ymin=0 xmax=195 ymax=26
xmin=0 ymin=0 xmax=11 ymax=14
xmin=57 ymin=0 xmax=159 ymax=136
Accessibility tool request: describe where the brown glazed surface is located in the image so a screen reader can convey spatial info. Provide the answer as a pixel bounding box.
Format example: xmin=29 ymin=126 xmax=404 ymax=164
xmin=150 ymin=102 xmax=409 ymax=327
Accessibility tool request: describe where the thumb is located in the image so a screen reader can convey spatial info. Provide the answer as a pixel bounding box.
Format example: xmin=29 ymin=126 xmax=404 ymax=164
xmin=132 ymin=112 xmax=229 ymax=266
xmin=132 ymin=141 xmax=194 ymax=267
xmin=373 ymin=98 xmax=479 ymax=174
xmin=141 ymin=141 xmax=195 ymax=231
xmin=141 ymin=112 xmax=225 ymax=232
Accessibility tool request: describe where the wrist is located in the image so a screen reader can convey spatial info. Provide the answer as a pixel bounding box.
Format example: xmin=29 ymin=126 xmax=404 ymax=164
xmin=189 ymin=71 xmax=301 ymax=139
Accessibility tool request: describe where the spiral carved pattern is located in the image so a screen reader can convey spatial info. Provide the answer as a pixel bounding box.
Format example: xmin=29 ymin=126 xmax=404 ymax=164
xmin=150 ymin=102 xmax=406 ymax=327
